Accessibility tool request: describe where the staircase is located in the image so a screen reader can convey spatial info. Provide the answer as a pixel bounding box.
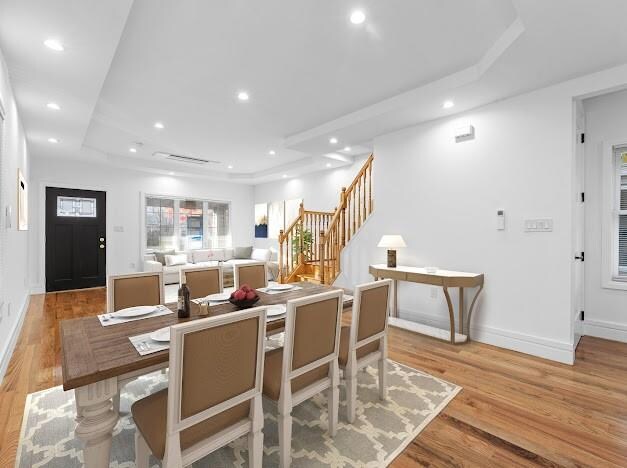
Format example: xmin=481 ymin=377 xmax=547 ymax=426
xmin=278 ymin=154 xmax=374 ymax=285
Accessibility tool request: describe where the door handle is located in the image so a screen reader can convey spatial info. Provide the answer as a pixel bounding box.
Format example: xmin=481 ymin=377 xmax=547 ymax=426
xmin=574 ymin=252 xmax=584 ymax=261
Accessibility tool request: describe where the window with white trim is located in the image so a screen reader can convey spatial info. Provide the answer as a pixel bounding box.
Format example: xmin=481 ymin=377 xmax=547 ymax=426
xmin=613 ymin=146 xmax=627 ymax=278
xmin=145 ymin=195 xmax=231 ymax=251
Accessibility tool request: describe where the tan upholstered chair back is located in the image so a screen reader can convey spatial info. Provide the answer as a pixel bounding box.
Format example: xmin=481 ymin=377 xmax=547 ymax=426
xmin=107 ymin=272 xmax=164 ymax=312
xmin=167 ymin=307 xmax=267 ymax=433
xmin=234 ymin=262 xmax=267 ymax=290
xmin=283 ymin=290 xmax=343 ymax=379
xmin=351 ymin=279 xmax=392 ymax=347
xmin=181 ymin=266 xmax=223 ymax=299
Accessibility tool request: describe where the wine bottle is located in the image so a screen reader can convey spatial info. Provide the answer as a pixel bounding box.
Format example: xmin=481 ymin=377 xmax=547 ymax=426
xmin=178 ymin=282 xmax=191 ymax=318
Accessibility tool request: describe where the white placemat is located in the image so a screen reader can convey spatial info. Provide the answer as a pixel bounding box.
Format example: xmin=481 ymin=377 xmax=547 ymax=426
xmin=265 ymin=332 xmax=285 ymax=352
xmin=129 ymin=331 xmax=170 ymax=356
xmin=98 ymin=305 xmax=172 ymax=327
xmin=258 ymin=285 xmax=303 ymax=295
xmin=343 ymin=294 xmax=353 ymax=303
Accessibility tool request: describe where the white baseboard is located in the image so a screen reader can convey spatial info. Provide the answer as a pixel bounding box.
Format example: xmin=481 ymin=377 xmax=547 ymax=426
xmin=583 ymin=319 xmax=627 ymax=343
xmin=398 ymin=309 xmax=575 ymax=365
xmin=0 ymin=294 xmax=30 ymax=384
xmin=30 ymin=284 xmax=45 ymax=294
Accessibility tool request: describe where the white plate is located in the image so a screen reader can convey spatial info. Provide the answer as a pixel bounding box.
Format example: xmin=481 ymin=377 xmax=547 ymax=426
xmin=113 ymin=305 xmax=159 ymax=318
xmin=205 ymin=292 xmax=231 ymax=302
xmin=267 ymin=284 xmax=293 ymax=291
xmin=267 ymin=304 xmax=286 ymax=317
xmin=150 ymin=327 xmax=170 ymax=342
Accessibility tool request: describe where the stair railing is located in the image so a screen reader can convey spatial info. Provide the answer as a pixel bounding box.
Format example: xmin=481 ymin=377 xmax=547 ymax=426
xmin=278 ymin=153 xmax=374 ymax=284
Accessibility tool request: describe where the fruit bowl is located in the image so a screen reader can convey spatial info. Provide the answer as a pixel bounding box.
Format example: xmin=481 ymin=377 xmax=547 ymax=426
xmin=229 ymin=284 xmax=260 ymax=309
xmin=228 ymin=296 xmax=260 ymax=309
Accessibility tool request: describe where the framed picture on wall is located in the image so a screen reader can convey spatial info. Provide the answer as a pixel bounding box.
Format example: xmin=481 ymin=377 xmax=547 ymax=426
xmin=17 ymin=168 xmax=28 ymax=231
xmin=254 ymin=203 xmax=268 ymax=238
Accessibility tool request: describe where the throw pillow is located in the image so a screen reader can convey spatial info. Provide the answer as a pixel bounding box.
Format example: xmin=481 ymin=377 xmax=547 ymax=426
xmin=153 ymin=249 xmax=175 ymax=265
xmin=233 ymin=246 xmax=253 ymax=259
xmin=251 ymin=248 xmax=271 ymax=262
xmin=164 ymin=253 xmax=188 ymax=267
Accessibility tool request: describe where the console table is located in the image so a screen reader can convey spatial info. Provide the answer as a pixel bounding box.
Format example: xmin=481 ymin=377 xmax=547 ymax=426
xmin=369 ymin=264 xmax=484 ymax=344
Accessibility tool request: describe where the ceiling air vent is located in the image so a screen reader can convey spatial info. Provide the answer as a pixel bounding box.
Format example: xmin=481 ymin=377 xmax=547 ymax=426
xmin=153 ymin=151 xmax=220 ymax=166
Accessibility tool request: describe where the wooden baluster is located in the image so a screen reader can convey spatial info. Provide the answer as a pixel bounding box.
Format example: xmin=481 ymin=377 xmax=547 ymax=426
xmin=319 ymin=230 xmax=326 ymax=284
xmin=353 ymin=188 xmax=357 ymax=235
xmin=368 ymin=160 xmax=373 ymax=215
xmin=278 ymin=229 xmax=284 ymax=282
xmin=340 ymin=187 xmax=346 ymax=248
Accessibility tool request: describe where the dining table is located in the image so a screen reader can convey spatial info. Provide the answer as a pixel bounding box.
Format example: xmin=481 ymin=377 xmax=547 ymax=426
xmin=60 ymin=281 xmax=352 ymax=468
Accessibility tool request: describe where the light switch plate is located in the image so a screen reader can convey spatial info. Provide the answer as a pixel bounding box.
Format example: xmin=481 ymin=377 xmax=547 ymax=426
xmin=525 ymin=218 xmax=553 ymax=232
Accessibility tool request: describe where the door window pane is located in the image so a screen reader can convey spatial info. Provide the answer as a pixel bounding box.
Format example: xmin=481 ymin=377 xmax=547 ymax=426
xmin=57 ymin=196 xmax=97 ymax=217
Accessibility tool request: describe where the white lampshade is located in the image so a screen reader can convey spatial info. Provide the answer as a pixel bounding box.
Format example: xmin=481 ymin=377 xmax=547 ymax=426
xmin=377 ymin=235 xmax=407 ymax=249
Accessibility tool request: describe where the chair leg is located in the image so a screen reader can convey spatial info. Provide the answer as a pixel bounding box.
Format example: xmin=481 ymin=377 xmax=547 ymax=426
xmin=329 ymin=359 xmax=340 ymax=436
xmin=278 ymin=412 xmax=292 ymax=468
xmin=135 ymin=431 xmax=150 ymax=468
xmin=379 ymin=337 xmax=388 ymax=401
xmin=248 ymin=429 xmax=263 ymax=468
xmin=345 ymin=369 xmax=358 ymax=423
xmin=248 ymin=394 xmax=264 ymax=468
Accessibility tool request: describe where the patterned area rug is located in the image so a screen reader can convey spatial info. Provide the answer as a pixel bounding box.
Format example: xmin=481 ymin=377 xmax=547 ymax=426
xmin=17 ymin=361 xmax=460 ymax=467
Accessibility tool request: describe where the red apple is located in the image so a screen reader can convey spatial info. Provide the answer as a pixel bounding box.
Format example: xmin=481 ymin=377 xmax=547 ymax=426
xmin=245 ymin=291 xmax=256 ymax=300
xmin=234 ymin=290 xmax=247 ymax=301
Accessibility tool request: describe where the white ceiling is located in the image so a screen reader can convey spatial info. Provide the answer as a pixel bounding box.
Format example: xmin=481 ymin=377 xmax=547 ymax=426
xmin=2 ymin=0 xmax=627 ymax=183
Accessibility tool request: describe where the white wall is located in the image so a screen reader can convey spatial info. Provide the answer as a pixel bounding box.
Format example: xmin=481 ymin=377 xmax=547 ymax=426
xmin=334 ymin=86 xmax=577 ymax=363
xmin=582 ymin=89 xmax=627 ymax=342
xmin=260 ymin=64 xmax=627 ymax=364
xmin=28 ymin=158 xmax=254 ymax=292
xmin=252 ymin=156 xmax=370 ymax=250
xmin=0 ymin=49 xmax=30 ymax=380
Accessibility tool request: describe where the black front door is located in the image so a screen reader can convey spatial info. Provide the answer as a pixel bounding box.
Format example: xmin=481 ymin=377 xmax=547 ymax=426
xmin=45 ymin=187 xmax=106 ymax=292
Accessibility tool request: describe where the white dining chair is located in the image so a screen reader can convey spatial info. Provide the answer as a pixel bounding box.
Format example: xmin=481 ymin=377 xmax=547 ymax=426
xmin=339 ymin=279 xmax=392 ymax=423
xmin=132 ymin=307 xmax=268 ymax=468
xmin=233 ymin=261 xmax=268 ymax=290
xmin=180 ymin=264 xmax=223 ymax=299
xmin=262 ymin=289 xmax=343 ymax=467
xmin=107 ymin=271 xmax=164 ymax=313
xmin=105 ymin=271 xmax=165 ymax=415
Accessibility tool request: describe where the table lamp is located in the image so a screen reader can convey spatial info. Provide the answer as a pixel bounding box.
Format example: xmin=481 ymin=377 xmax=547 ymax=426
xmin=377 ymin=235 xmax=406 ymax=268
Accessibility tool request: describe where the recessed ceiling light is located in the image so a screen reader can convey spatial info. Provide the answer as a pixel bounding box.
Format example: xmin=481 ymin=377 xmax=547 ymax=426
xmin=350 ymin=10 xmax=366 ymax=25
xmin=326 ymin=163 xmax=332 ymax=168
xmin=268 ymin=150 xmax=276 ymax=156
xmin=44 ymin=39 xmax=64 ymax=52
xmin=154 ymin=122 xmax=164 ymax=129
xmin=343 ymin=146 xmax=351 ymax=152
xmin=237 ymin=91 xmax=250 ymax=101
xmin=129 ymin=147 xmax=137 ymax=153
xmin=46 ymin=102 xmax=60 ymax=110
xmin=282 ymin=174 xmax=287 ymax=178
xmin=442 ymin=100 xmax=455 ymax=109
xmin=48 ymin=137 xmax=59 ymax=143
xmin=228 ymin=165 xmax=233 ymax=169
xmin=329 ymin=137 xmax=338 ymax=145
xmin=168 ymin=171 xmax=175 ymax=176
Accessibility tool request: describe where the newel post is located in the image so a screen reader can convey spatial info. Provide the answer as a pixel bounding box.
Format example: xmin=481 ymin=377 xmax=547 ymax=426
xmin=278 ymin=229 xmax=284 ymax=283
xmin=319 ymin=230 xmax=326 ymax=284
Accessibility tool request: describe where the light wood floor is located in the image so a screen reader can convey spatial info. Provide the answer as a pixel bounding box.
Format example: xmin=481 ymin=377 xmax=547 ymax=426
xmin=1 ymin=289 xmax=626 ymax=467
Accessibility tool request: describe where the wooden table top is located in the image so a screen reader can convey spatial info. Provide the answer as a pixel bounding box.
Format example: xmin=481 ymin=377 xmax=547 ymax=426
xmin=60 ymin=282 xmax=351 ymax=391
xmin=369 ymin=264 xmax=484 ymax=288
